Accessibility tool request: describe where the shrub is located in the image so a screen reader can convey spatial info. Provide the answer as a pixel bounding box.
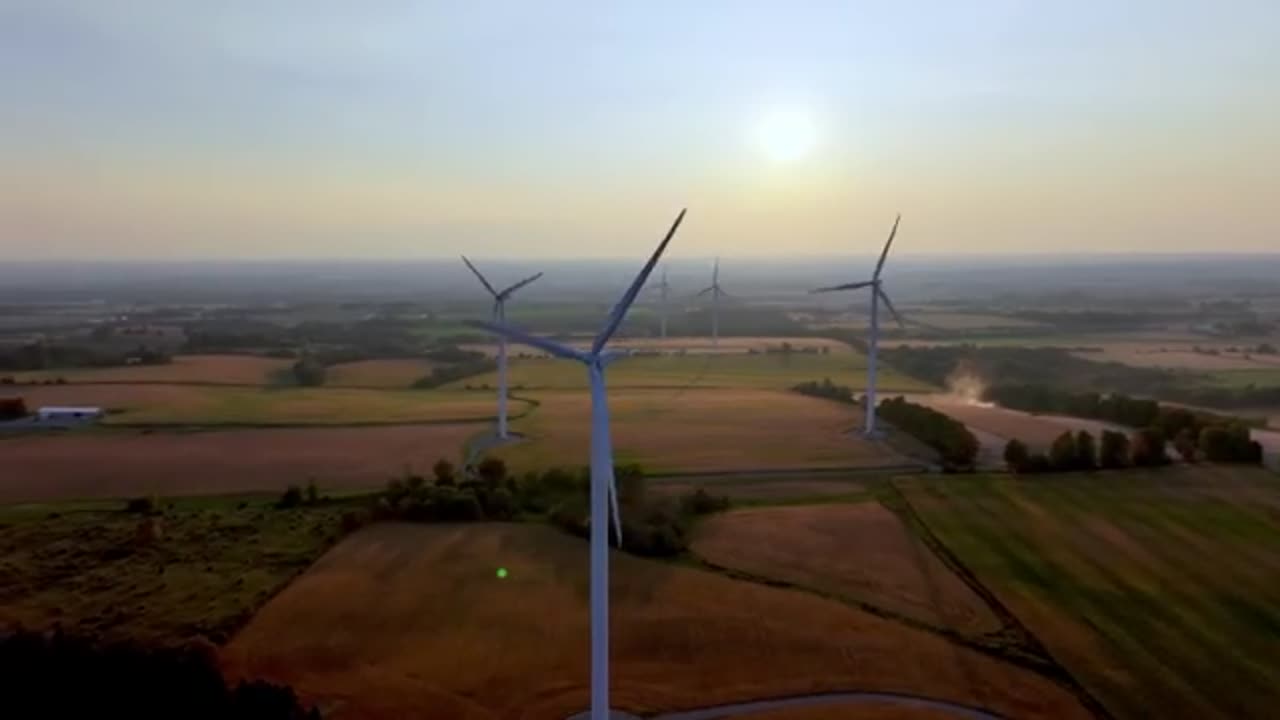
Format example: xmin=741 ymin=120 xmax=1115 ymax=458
xmin=681 ymin=488 xmax=730 ymax=515
xmin=1130 ymin=428 xmax=1169 ymax=467
xmin=1049 ymin=431 xmax=1079 ymax=471
xmin=433 ymin=458 xmax=456 ymax=486
xmin=1099 ymin=430 xmax=1130 ymax=469
xmin=124 ymin=497 xmax=156 ymax=515
xmin=0 ymin=629 xmax=318 ymax=719
xmin=1174 ymin=427 xmax=1199 ymax=462
xmin=476 ymin=457 xmax=508 ymax=489
xmin=1003 ymin=438 xmax=1030 ymax=473
xmin=277 ymin=485 xmax=303 ymax=509
xmin=304 ymin=479 xmax=320 ymax=505
xmin=1075 ymin=430 xmax=1097 ymax=470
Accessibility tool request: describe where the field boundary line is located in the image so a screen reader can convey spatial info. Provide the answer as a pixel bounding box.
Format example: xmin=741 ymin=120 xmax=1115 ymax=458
xmin=683 ymin=552 xmax=1062 ymax=681
xmin=885 ymin=480 xmax=1116 ymax=720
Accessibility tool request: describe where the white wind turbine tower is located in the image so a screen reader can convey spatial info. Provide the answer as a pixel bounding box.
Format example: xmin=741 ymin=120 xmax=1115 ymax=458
xmin=460 ymin=257 xmax=544 ymax=440
xmin=467 ymin=209 xmax=687 ymax=720
xmin=810 ymin=214 xmax=905 ymax=437
xmin=696 ymin=257 xmax=727 ymax=349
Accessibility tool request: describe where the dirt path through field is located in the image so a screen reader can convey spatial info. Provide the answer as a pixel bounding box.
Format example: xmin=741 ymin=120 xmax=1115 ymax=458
xmin=565 ymin=691 xmax=1004 ymax=719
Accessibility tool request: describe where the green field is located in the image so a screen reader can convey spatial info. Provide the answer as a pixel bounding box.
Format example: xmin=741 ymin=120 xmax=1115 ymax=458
xmin=1206 ymin=368 xmax=1280 ymax=388
xmin=0 ymin=496 xmax=346 ymax=644
xmin=447 ymin=353 xmax=933 ymax=392
xmin=896 ymin=466 xmax=1280 ymax=720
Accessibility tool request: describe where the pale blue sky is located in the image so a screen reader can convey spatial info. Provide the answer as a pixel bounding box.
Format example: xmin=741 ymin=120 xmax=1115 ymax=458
xmin=2 ymin=1 xmax=1276 ymax=259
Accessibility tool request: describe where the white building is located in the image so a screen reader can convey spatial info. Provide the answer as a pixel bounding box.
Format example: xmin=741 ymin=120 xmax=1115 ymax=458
xmin=35 ymin=406 xmax=104 ymax=422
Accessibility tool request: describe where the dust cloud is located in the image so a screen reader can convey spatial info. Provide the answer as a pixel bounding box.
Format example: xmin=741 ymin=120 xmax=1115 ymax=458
xmin=945 ymin=364 xmax=993 ymax=407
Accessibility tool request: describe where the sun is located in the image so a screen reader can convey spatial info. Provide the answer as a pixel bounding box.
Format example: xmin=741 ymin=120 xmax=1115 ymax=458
xmin=754 ymin=108 xmax=818 ymax=162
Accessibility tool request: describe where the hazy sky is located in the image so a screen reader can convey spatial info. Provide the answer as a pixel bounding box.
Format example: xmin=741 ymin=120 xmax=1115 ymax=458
xmin=2 ymin=1 xmax=1276 ymax=260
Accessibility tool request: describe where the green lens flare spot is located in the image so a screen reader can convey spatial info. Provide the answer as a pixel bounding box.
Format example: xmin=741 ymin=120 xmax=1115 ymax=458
xmin=496 ymin=567 xmax=508 ymax=579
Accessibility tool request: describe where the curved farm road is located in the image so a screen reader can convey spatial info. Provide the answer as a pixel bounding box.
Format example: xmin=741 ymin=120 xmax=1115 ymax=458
xmin=566 ymin=691 xmax=1004 ymax=720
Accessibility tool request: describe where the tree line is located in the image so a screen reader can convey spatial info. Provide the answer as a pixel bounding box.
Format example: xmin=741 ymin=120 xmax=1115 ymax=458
xmin=990 ymin=384 xmax=1264 ymax=466
xmin=348 ymin=458 xmax=729 ymax=559
xmin=0 ymin=629 xmax=317 ymax=719
xmin=878 ymin=396 xmax=980 ymax=470
xmin=1004 ymin=423 xmax=1262 ymax=475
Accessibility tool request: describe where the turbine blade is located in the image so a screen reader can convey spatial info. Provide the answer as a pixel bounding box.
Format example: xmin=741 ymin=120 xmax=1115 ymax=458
xmin=713 ymin=257 xmax=720 ymax=285
xmin=809 ymin=280 xmax=875 ymax=294
xmin=873 ymin=214 xmax=901 ymax=279
xmin=498 ymin=271 xmax=544 ymax=299
xmin=461 ymin=255 xmax=500 ymax=298
xmin=609 ymin=478 xmax=623 ymax=546
xmin=877 ymin=287 xmax=906 ymax=329
xmin=592 ymin=208 xmax=687 ymax=353
xmin=695 ymin=286 xmax=715 ymax=297
xmin=464 ymin=319 xmax=585 ymax=361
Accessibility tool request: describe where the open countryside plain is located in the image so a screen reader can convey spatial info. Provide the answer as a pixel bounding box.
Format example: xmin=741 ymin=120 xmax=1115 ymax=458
xmin=223 ymin=522 xmax=1090 ymax=720
xmin=445 ymin=352 xmax=932 ymax=392
xmin=12 ymin=384 xmax=517 ymax=426
xmin=0 ymin=424 xmax=476 ymax=503
xmin=8 ymin=354 xmax=292 ymax=385
xmin=895 ymin=466 xmax=1280 ymax=720
xmin=691 ymin=503 xmax=1001 ymax=634
xmin=495 ymin=388 xmax=906 ymax=472
xmin=463 ymin=336 xmax=859 ymax=357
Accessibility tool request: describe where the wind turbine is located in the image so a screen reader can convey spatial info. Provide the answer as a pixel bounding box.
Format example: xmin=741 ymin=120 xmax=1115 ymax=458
xmin=467 ymin=208 xmax=687 ymax=720
xmin=655 ymin=266 xmax=672 ymax=339
xmin=696 ymin=257 xmax=727 ymax=349
xmin=460 ymin=257 xmax=544 ymax=440
xmin=810 ymin=214 xmax=905 ymax=437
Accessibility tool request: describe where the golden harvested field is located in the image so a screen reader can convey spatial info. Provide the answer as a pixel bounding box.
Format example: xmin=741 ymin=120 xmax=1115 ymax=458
xmin=0 ymin=424 xmax=475 ymax=503
xmin=446 ymin=353 xmax=932 ymax=392
xmin=222 ymin=523 xmax=1089 ymax=720
xmin=691 ymin=504 xmax=1000 ymax=633
xmin=12 ymin=384 xmax=514 ymax=426
xmin=897 ymin=467 xmax=1280 ymax=720
xmin=326 ymin=359 xmax=436 ymax=388
xmin=496 ymin=389 xmax=904 ymax=472
xmin=463 ymin=336 xmax=857 ymax=357
xmin=9 ymin=354 xmax=290 ymax=385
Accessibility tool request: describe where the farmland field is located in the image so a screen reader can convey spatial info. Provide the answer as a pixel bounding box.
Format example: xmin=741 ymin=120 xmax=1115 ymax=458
xmin=691 ymin=504 xmax=1001 ymax=633
xmin=896 ymin=466 xmax=1280 ymax=720
xmin=0 ymin=424 xmax=475 ymax=502
xmin=903 ymin=394 xmax=1097 ymax=451
xmin=446 ymin=353 xmax=932 ymax=392
xmin=1205 ymin=368 xmax=1280 ymax=388
xmin=1072 ymin=343 xmax=1280 ymax=371
xmin=494 ymin=389 xmax=905 ymax=472
xmin=651 ymin=476 xmax=870 ymax=503
xmin=463 ymin=336 xmax=858 ymax=357
xmin=326 ymin=358 xmax=437 ymax=388
xmin=0 ymin=496 xmax=344 ymax=645
xmin=12 ymin=384 xmax=516 ymax=426
xmin=223 ymin=522 xmax=1089 ymax=720
xmin=7 ymin=354 xmax=290 ymax=385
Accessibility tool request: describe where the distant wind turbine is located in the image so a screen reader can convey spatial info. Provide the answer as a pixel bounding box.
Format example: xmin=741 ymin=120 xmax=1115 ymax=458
xmin=467 ymin=208 xmax=687 ymax=720
xmin=696 ymin=257 xmax=728 ymax=348
xmin=460 ymin=257 xmax=543 ymax=440
xmin=655 ymin=266 xmax=672 ymax=339
xmin=810 ymin=214 xmax=905 ymax=437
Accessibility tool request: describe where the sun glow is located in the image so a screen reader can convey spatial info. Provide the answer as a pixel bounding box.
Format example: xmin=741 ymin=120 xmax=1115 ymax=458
xmin=754 ymin=108 xmax=818 ymax=162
